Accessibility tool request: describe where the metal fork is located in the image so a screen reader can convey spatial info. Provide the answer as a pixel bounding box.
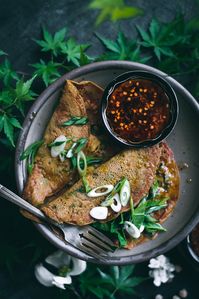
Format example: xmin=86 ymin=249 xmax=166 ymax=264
xmin=0 ymin=184 xmax=115 ymax=260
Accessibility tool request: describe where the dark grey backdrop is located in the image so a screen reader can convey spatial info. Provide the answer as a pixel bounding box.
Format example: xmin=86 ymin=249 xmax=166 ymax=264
xmin=0 ymin=1 xmax=198 ymax=298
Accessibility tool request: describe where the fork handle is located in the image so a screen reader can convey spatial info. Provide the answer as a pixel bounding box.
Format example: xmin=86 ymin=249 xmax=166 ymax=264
xmin=0 ymin=184 xmax=47 ymax=222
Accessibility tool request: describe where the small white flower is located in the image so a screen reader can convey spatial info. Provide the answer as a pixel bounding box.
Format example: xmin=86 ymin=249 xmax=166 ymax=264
xmin=35 ymin=250 xmax=87 ymax=289
xmin=148 ymin=255 xmax=175 ymax=287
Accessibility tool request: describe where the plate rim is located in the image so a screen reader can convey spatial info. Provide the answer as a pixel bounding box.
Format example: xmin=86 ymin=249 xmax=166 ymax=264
xmin=15 ymin=60 xmax=199 ymax=264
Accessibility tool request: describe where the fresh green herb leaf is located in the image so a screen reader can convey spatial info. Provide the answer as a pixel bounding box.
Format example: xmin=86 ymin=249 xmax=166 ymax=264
xmin=62 ymin=116 xmax=88 ymax=126
xmin=0 ymin=58 xmax=19 ymax=86
xmin=89 ymin=0 xmax=143 ymax=26
xmin=32 ymin=59 xmax=61 ymax=86
xmin=0 ymin=114 xmax=22 ymax=147
xmin=60 ymin=38 xmax=89 ymax=66
xmin=2 ymin=115 xmax=15 ymax=147
xmin=97 ymin=32 xmax=150 ymax=63
xmin=144 ymin=222 xmax=166 ymax=233
xmin=20 ymin=140 xmax=44 ymax=173
xmin=79 ymin=47 xmax=94 ymax=66
xmin=34 ymin=27 xmax=67 ymax=56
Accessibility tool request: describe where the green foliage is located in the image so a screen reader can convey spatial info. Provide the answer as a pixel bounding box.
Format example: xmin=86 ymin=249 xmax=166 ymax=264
xmin=32 ymin=59 xmax=61 ymax=86
xmin=0 ymin=58 xmax=19 ymax=85
xmin=0 ymin=68 xmax=36 ymax=146
xmin=96 ymin=32 xmax=150 ymax=62
xmin=60 ymin=38 xmax=89 ymax=66
xmin=89 ymin=0 xmax=143 ymax=25
xmin=78 ymin=264 xmax=145 ymax=299
xmin=34 ymin=27 xmax=67 ymax=56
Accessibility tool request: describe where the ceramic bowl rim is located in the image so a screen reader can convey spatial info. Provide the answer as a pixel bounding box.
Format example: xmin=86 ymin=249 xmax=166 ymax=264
xmin=101 ymin=70 xmax=179 ymax=148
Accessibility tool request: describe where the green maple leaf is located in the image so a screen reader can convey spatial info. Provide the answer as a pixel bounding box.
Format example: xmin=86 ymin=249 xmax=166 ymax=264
xmin=32 ymin=59 xmax=61 ymax=86
xmin=137 ymin=17 xmax=189 ymax=60
xmin=0 ymin=58 xmax=19 ymax=86
xmin=13 ymin=75 xmax=37 ymax=114
xmin=79 ymin=47 xmax=94 ymax=66
xmin=96 ymin=32 xmax=150 ymax=63
xmin=60 ymin=38 xmax=89 ymax=66
xmin=97 ymin=265 xmax=146 ymax=298
xmin=89 ymin=0 xmax=143 ymax=26
xmin=34 ymin=27 xmax=67 ymax=56
xmin=0 ymin=114 xmax=22 ymax=146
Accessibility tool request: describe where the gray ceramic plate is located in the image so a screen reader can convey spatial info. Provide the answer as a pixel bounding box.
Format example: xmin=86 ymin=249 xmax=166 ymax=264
xmin=15 ymin=61 xmax=199 ymax=265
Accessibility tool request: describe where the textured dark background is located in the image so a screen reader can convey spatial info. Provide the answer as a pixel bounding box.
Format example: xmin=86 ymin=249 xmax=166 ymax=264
xmin=0 ymin=0 xmax=198 ymax=298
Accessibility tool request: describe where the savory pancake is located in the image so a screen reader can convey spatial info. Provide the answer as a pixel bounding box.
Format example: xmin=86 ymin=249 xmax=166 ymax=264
xmin=124 ymin=142 xmax=180 ymax=249
xmin=23 ymin=80 xmax=90 ymax=206
xmin=42 ymin=144 xmax=162 ymax=225
xmin=23 ymin=80 xmax=116 ymax=207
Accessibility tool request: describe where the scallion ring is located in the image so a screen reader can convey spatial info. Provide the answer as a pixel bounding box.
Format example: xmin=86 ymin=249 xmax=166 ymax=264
xmin=120 ymin=179 xmax=130 ymax=206
xmin=87 ymin=185 xmax=114 ymax=197
xmin=66 ymin=142 xmax=77 ymax=158
xmin=77 ymin=151 xmax=87 ymax=177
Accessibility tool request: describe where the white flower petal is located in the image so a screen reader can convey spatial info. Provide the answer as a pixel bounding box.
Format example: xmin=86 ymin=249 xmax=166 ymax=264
xmin=52 ymin=281 xmax=66 ymax=290
xmin=69 ymin=258 xmax=87 ymax=276
xmin=53 ymin=275 xmax=72 ymax=286
xmin=157 ymin=255 xmax=167 ymax=267
xmin=34 ymin=263 xmax=54 ymax=287
xmin=45 ymin=250 xmax=71 ymax=268
xmin=159 ymin=270 xmax=169 ymax=283
xmin=154 ymin=276 xmax=161 ymax=287
xmin=148 ymin=258 xmax=160 ymax=269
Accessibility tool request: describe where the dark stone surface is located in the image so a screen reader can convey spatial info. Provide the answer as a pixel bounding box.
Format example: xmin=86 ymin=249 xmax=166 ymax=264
xmin=0 ymin=0 xmax=198 ymax=298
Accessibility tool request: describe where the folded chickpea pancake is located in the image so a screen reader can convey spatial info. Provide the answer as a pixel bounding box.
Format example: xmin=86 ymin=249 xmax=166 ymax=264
xmin=22 ymin=80 xmax=119 ymax=207
xmin=42 ymin=142 xmax=179 ymax=248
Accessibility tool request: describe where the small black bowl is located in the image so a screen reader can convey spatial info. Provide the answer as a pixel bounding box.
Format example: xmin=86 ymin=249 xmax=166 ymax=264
xmin=101 ymin=70 xmax=179 ymax=148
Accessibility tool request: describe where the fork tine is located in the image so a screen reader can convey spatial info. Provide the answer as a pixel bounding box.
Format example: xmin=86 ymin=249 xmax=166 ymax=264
xmin=87 ymin=226 xmax=115 ymax=247
xmin=82 ymin=231 xmax=114 ymax=252
xmin=77 ymin=243 xmax=107 ymax=261
xmin=80 ymin=237 xmax=108 ymax=255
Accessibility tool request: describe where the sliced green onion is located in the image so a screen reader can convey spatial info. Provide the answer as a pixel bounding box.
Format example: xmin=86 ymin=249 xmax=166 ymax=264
xmin=59 ymin=150 xmax=67 ymax=162
xmin=110 ymin=193 xmax=121 ymax=212
xmin=101 ymin=177 xmax=127 ymax=206
xmin=90 ymin=206 xmax=108 ymax=220
xmin=82 ymin=176 xmax=91 ymax=193
xmin=86 ymin=156 xmax=103 ymax=166
xmin=62 ymin=116 xmax=88 ymax=126
xmin=87 ymin=185 xmax=114 ymax=198
xmin=66 ymin=142 xmax=77 ymax=158
xmin=124 ymin=221 xmax=141 ymax=239
xmin=77 ymin=151 xmax=87 ymax=177
xmin=71 ymin=155 xmax=103 ymax=170
xmin=66 ymin=138 xmax=88 ymax=158
xmin=20 ymin=140 xmax=44 ymax=174
xmin=48 ymin=140 xmax=66 ymax=148
xmin=120 ymin=179 xmax=130 ymax=206
xmin=49 ymin=135 xmax=68 ymax=158
xmin=74 ymin=137 xmax=88 ymax=154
